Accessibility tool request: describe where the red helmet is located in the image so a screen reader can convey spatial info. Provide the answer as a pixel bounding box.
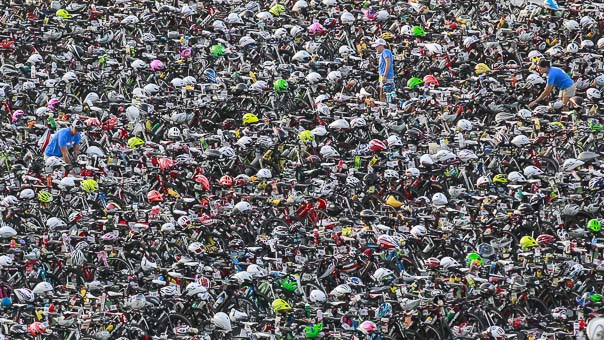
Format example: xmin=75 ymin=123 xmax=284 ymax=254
xmin=423 ymin=75 xmax=439 ymax=87
xmin=369 ymin=139 xmax=387 ymax=152
xmin=219 ymin=175 xmax=233 ymax=187
xmin=194 ymin=175 xmax=211 ymax=191
xmin=147 ymin=190 xmax=163 ymax=202
xmin=28 ymin=322 xmax=47 ymax=336
xmin=316 ymin=198 xmax=327 ymax=210
xmin=85 ymin=117 xmax=101 ymax=127
xmin=536 ymin=234 xmax=555 ymax=246
xmin=377 ymin=235 xmax=398 ymax=249
xmin=425 ymin=257 xmax=441 ymax=268
xmin=158 ymin=157 xmax=174 ymax=171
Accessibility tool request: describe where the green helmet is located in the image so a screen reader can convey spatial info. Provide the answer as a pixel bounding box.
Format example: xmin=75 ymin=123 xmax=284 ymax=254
xmin=304 ymin=323 xmax=323 ymax=338
xmin=466 ymin=252 xmax=483 ymax=266
xmin=412 ymin=26 xmax=425 ymax=37
xmin=274 ymin=79 xmax=288 ymax=91
xmin=407 ymin=77 xmax=424 ymax=90
xmin=210 ymin=44 xmax=225 ymax=57
xmin=588 ymin=219 xmax=601 ymax=233
xmin=280 ymin=277 xmax=298 ymax=292
xmin=591 ymin=293 xmax=604 ymax=303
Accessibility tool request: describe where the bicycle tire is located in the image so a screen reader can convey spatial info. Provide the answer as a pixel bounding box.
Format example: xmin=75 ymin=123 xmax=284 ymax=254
xmin=155 ymin=313 xmax=192 ymax=336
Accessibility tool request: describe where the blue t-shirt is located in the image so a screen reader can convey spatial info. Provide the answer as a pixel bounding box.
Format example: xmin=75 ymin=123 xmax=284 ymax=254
xmin=546 ymin=66 xmax=573 ymax=90
xmin=45 ymin=127 xmax=81 ymax=157
xmin=379 ymin=49 xmax=395 ymax=80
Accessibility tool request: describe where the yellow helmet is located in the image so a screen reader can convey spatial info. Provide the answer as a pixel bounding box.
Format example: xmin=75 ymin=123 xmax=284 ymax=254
xmin=386 ymin=195 xmax=404 ymax=209
xmin=127 ymin=137 xmax=145 ymax=149
xmin=548 ymin=121 xmax=565 ymax=131
xmin=272 ymin=298 xmax=292 ymax=313
xmin=475 ymin=63 xmax=490 ymax=75
xmin=298 ymin=130 xmax=314 ymax=143
xmin=37 ymin=190 xmax=53 ymax=203
xmin=382 ymin=31 xmax=395 ymax=41
xmin=269 ymin=4 xmax=285 ymax=16
xmin=56 ymin=9 xmax=72 ymax=19
xmin=519 ymin=236 xmax=538 ymax=250
xmin=81 ymin=179 xmax=99 ymax=193
xmin=242 ymin=113 xmax=259 ymax=125
xmin=341 ymin=226 xmax=352 ymax=237
xmin=492 ymin=174 xmax=508 ymax=184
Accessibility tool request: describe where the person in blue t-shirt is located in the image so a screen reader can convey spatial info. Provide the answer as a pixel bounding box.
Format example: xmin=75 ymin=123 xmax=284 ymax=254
xmin=44 ymin=120 xmax=84 ymax=166
xmin=529 ymin=59 xmax=575 ymax=109
xmin=372 ymin=38 xmax=394 ymax=102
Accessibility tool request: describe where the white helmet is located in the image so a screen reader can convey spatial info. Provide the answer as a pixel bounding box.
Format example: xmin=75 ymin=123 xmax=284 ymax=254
xmin=387 ymin=135 xmax=403 ymax=147
xmin=410 ymin=225 xmax=427 ymax=238
xmin=432 ymin=193 xmax=448 ymax=206
xmin=140 ymin=256 xmax=157 ymax=272
xmin=372 ymin=268 xmax=395 ymax=282
xmin=526 ymin=73 xmax=546 ymax=86
xmin=523 ymin=165 xmax=544 ymax=178
xmin=188 ymin=242 xmax=204 ymax=255
xmin=309 ymin=289 xmax=327 ymax=303
xmin=131 ymin=59 xmax=146 ymax=70
xmin=440 ymin=256 xmax=460 ymax=269
xmin=292 ymin=50 xmax=311 ymax=63
xmin=311 ymin=125 xmax=327 ymax=137
xmin=0 ymin=226 xmax=17 ymax=238
xmin=1 ymin=195 xmax=18 ymax=206
xmin=528 ymin=50 xmax=543 ymax=59
xmin=273 ymin=28 xmax=288 ymax=39
xmin=167 ymin=127 xmax=181 ymax=139
xmin=587 ymin=88 xmax=602 ymax=100
xmin=19 ymin=189 xmax=35 ymax=200
xmin=339 ymin=45 xmax=355 ymax=57
xmin=405 ymin=168 xmax=420 ymax=178
xmin=562 ymin=158 xmax=584 ymax=172
xmin=581 ymin=16 xmax=597 ymax=28
xmin=225 ymin=13 xmax=243 ymax=24
xmin=384 ymin=169 xmax=399 ymax=180
xmin=45 ymin=156 xmax=66 ymax=168
xmin=212 ymin=312 xmax=232 ymax=331
xmin=511 ymin=135 xmax=531 ymax=147
xmin=376 ymin=10 xmax=389 ymax=21
xmin=306 ymin=72 xmax=322 ymax=84
xmin=185 ymin=282 xmax=208 ymax=297
xmin=327 ymin=71 xmax=342 ymax=82
xmin=463 ymin=36 xmax=480 ymax=49
xmin=457 ymin=149 xmax=478 ymax=162
xmin=14 ymin=288 xmax=34 ymax=303
xmin=127 ymin=294 xmax=146 ymax=310
xmin=62 ymin=71 xmax=78 ymax=82
xmin=420 ymin=154 xmax=434 ymax=166
xmin=566 ymin=42 xmax=579 ymax=54
xmin=456 ymin=119 xmax=473 ymax=131
xmin=517 ymin=109 xmax=532 ymax=120
xmin=234 ymin=201 xmax=252 ymax=213
xmin=320 ymin=145 xmax=340 ymax=158
xmin=587 ymin=317 xmax=604 ymax=340
xmin=507 ymin=171 xmax=527 ymax=183
xmin=341 ymin=11 xmax=355 ymax=25
xmin=425 ymin=43 xmax=443 ymax=55
xmin=290 ymin=25 xmax=304 ymax=37
xmin=256 ymin=168 xmax=272 ymax=179
xmin=32 ymin=281 xmax=54 ymax=295
xmin=476 ymin=176 xmax=490 ymax=187
xmin=171 ymin=77 xmax=185 ymax=88
xmin=434 ymin=150 xmax=456 ymax=163
xmin=47 ymin=217 xmax=67 ymax=229
xmin=328 ymin=118 xmax=349 ymax=130
xmin=27 ymin=53 xmax=44 ymax=64
xmin=595 ymin=75 xmax=604 ymax=87
xmin=126 ymin=106 xmax=140 ymax=122
xmin=247 ymin=264 xmax=267 ymax=278
xmin=212 ymin=20 xmax=226 ymax=31
xmin=231 ymin=271 xmax=253 ymax=284
xmin=400 ymin=25 xmax=412 ymax=36
xmin=582 ymin=40 xmax=595 ymax=50
xmin=236 ymin=136 xmax=253 ymax=149
xmin=0 ymin=255 xmax=13 ymax=267
xmin=239 ymin=36 xmax=256 ymax=48
xmin=563 ymin=19 xmax=580 ymax=31
xmin=143 ymin=83 xmax=160 ymax=95
xmin=292 ymin=0 xmax=308 ymax=12
xmin=598 ymin=38 xmax=604 ymax=50
xmin=330 ymin=284 xmax=352 ymax=298
xmin=350 ymin=117 xmax=367 ymax=128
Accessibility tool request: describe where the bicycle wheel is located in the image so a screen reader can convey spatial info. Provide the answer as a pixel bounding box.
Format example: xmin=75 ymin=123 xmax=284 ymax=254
xmin=155 ymin=313 xmax=192 ymax=337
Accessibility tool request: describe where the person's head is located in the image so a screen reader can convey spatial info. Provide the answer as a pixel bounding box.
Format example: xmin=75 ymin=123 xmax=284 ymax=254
xmin=372 ymin=38 xmax=387 ymax=53
xmin=71 ymin=120 xmax=84 ymax=135
xmin=537 ymin=59 xmax=550 ymax=75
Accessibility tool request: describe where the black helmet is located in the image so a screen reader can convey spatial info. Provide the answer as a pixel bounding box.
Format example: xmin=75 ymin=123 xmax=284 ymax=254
xmin=72 ymin=120 xmax=85 ymax=132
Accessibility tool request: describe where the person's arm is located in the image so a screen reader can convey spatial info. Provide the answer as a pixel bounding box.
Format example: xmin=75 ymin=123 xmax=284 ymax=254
xmin=529 ymin=84 xmax=553 ymax=107
xmin=60 ymin=146 xmax=72 ymax=165
xmin=73 ymin=143 xmax=80 ymax=159
xmin=382 ymin=55 xmax=391 ymax=82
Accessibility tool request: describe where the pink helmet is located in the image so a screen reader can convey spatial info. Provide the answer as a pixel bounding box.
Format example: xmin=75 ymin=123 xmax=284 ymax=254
xmin=359 ymin=321 xmax=377 ymax=334
xmin=180 ymin=48 xmax=192 ymax=59
xmin=307 ymin=23 xmax=326 ymax=35
xmin=363 ymin=9 xmax=377 ymax=21
xmin=47 ymin=98 xmax=60 ymax=110
xmin=150 ymin=59 xmax=165 ymax=71
xmin=11 ymin=110 xmax=24 ymax=123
